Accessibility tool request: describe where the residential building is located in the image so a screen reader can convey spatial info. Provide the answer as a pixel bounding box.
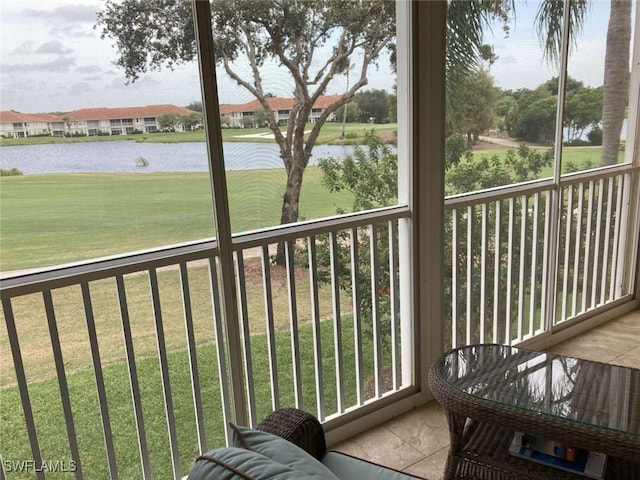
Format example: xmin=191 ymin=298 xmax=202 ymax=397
xmin=0 ymin=104 xmax=198 ymax=138
xmin=219 ymin=94 xmax=342 ymax=127
xmin=0 ymin=111 xmax=65 ymax=138
xmin=65 ymin=104 xmax=198 ymax=136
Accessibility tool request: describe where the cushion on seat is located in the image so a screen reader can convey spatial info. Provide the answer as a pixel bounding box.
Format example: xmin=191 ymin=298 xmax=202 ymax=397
xmin=230 ymin=424 xmax=339 ymax=479
xmin=188 ymin=447 xmax=327 ymax=480
xmin=321 ymin=451 xmax=424 ymax=480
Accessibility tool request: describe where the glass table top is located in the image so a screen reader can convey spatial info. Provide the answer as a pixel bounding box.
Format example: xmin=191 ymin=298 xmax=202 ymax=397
xmin=439 ymin=345 xmax=640 ymax=436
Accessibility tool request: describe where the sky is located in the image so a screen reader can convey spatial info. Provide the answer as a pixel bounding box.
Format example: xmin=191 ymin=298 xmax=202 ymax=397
xmin=0 ymin=0 xmax=633 ymax=114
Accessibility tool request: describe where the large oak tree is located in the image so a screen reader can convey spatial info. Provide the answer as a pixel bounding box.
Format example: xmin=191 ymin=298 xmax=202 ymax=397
xmin=97 ymin=0 xmax=395 ymax=261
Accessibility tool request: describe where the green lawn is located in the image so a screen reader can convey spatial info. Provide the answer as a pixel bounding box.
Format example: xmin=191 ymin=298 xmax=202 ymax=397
xmin=0 ymin=122 xmax=398 ymax=147
xmin=0 ymin=167 xmax=353 ymax=271
xmin=0 ymin=318 xmax=381 ymax=479
xmin=472 ymin=144 xmax=625 ymax=178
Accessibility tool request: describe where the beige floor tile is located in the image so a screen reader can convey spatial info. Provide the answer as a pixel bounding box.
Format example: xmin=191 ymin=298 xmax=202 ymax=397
xmin=548 ymin=314 xmax=640 ymax=363
xmin=612 ymin=345 xmax=640 ymax=368
xmin=403 ymin=447 xmax=448 ymax=480
xmin=331 ymin=424 xmax=426 ymax=472
xmin=383 ymin=402 xmax=450 ymax=457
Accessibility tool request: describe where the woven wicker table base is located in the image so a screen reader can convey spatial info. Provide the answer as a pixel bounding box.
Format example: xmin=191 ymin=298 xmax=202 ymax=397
xmin=448 ymin=422 xmax=640 ymax=480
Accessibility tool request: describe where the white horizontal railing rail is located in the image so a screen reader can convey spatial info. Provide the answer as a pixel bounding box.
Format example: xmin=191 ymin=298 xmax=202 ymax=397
xmin=444 ymin=164 xmax=640 ymax=351
xmin=0 ymin=206 xmax=410 ymax=479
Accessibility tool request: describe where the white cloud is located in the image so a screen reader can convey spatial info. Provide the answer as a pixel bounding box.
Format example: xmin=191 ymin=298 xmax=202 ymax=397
xmin=36 ymin=41 xmax=74 ymax=55
xmin=1 ymin=56 xmax=76 ymax=73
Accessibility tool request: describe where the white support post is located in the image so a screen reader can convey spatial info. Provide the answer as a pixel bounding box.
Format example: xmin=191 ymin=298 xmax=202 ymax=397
xmin=545 ymin=0 xmax=572 ymax=331
xmin=192 ymin=1 xmax=247 ymax=432
xmin=395 ymin=0 xmax=415 ymax=390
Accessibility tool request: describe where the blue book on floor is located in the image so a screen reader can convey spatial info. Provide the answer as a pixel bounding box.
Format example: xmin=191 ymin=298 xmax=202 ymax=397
xmin=509 ymin=433 xmax=607 ymax=479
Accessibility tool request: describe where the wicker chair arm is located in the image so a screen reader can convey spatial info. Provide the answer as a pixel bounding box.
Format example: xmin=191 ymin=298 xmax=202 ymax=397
xmin=256 ymin=408 xmax=327 ymax=460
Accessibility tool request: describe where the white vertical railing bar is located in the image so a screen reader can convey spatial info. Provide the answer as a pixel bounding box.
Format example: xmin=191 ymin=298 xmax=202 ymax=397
xmin=451 ymin=210 xmax=458 ymax=348
xmin=591 ymin=179 xmax=605 ymax=308
xmin=540 ymin=193 xmax=551 ymax=333
xmin=260 ymin=245 xmax=280 ymax=412
xmin=233 ymin=253 xmax=257 ymax=426
xmin=284 ymin=240 xmax=303 ymax=409
xmin=545 ymin=0 xmax=571 ymax=329
xmin=505 ymin=198 xmax=514 ymax=344
xmin=388 ymin=220 xmax=400 ymax=390
xmin=466 ymin=205 xmax=473 ymax=345
xmin=480 ymin=203 xmax=487 ymax=344
xmin=572 ymin=184 xmax=584 ymax=317
xmin=609 ymin=176 xmax=625 ymax=300
xmin=369 ymin=224 xmax=382 ymax=397
xmin=493 ymin=201 xmax=501 ymax=343
xmin=2 ymin=299 xmax=45 ymax=480
xmin=148 ymin=269 xmax=180 ymax=479
xmin=582 ymin=181 xmax=595 ymax=312
xmin=529 ymin=194 xmax=540 ymax=337
xmin=207 ymin=258 xmax=233 ymax=443
xmin=600 ymin=177 xmax=615 ymax=305
xmin=115 ymin=275 xmax=151 ymax=478
xmin=307 ymin=236 xmax=325 ymax=420
xmin=517 ymin=195 xmax=527 ymax=341
xmin=561 ymin=186 xmax=574 ymax=322
xmin=193 ymin=0 xmax=247 ymax=428
xmin=178 ymin=263 xmax=207 ymax=454
xmin=41 ymin=290 xmax=83 ymax=480
xmin=328 ymin=232 xmax=345 ymax=413
xmin=80 ymin=283 xmax=118 ymax=478
xmin=349 ymin=228 xmax=364 ymax=405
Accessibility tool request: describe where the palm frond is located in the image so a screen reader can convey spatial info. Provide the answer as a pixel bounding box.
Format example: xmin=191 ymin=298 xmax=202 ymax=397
xmin=535 ymin=0 xmax=588 ymax=64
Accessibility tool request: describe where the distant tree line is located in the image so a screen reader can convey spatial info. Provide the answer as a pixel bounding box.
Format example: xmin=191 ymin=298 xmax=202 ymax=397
xmin=448 ymin=71 xmax=605 ymax=147
xmin=157 ymin=111 xmax=202 ymax=132
xmin=336 ymin=89 xmax=397 ymax=125
xmin=497 ymin=76 xmax=603 ymax=145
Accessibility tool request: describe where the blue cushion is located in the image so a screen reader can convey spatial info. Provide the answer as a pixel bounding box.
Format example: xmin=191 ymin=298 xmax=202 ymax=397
xmin=322 ymin=452 xmax=423 ymax=479
xmin=188 ymin=447 xmax=325 ymax=479
xmin=231 ymin=424 xmax=339 ymax=479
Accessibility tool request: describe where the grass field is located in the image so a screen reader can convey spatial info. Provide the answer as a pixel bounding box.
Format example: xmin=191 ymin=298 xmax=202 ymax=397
xmin=0 ymin=167 xmax=353 ymax=271
xmin=0 ymin=122 xmax=397 ymax=147
xmin=472 ymin=143 xmax=625 ymax=179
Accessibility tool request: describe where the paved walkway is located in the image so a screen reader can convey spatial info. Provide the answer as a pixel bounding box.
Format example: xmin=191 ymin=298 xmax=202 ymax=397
xmin=478 ymin=135 xmax=522 ymax=148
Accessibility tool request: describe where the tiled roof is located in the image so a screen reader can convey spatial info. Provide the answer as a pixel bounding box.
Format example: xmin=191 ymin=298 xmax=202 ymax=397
xmin=219 ymin=95 xmax=343 ymax=115
xmin=312 ymin=94 xmax=342 ymax=108
xmin=67 ymin=104 xmax=196 ymax=121
xmin=0 ymin=111 xmax=64 ymax=123
xmin=219 ymin=104 xmax=242 ymax=115
xmin=1 ymin=96 xmax=341 ymax=125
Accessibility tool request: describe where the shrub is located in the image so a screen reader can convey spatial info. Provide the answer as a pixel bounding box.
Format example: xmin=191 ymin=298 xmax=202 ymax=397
xmin=587 ymin=126 xmax=603 ymax=146
xmin=1 ymin=168 xmax=24 ymax=176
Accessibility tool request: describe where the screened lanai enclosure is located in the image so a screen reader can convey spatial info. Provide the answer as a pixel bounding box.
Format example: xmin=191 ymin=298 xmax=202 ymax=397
xmin=1 ymin=1 xmax=639 ymax=478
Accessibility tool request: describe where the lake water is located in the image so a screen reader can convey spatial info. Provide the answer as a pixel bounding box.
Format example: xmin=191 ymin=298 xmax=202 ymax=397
xmin=0 ymin=141 xmax=357 ymax=175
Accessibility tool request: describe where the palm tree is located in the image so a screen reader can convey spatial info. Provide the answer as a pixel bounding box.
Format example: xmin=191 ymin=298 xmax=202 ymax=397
xmin=445 ymin=1 xmax=513 ymax=120
xmin=534 ymin=0 xmax=630 ymax=166
xmin=601 ymin=0 xmax=632 ymax=166
xmin=448 ymin=0 xmax=631 ymax=167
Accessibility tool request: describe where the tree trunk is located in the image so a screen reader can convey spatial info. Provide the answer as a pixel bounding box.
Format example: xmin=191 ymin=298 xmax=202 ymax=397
xmin=274 ymin=162 xmax=306 ymax=264
xmin=601 ymin=0 xmax=631 ymax=166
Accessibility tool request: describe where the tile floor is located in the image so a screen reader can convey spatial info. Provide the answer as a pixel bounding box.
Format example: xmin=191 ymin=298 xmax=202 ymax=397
xmin=331 ymin=309 xmax=640 ymax=479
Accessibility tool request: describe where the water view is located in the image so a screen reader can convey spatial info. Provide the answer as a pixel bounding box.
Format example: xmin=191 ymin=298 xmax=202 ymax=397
xmin=0 ymin=141 xmax=357 ymax=174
